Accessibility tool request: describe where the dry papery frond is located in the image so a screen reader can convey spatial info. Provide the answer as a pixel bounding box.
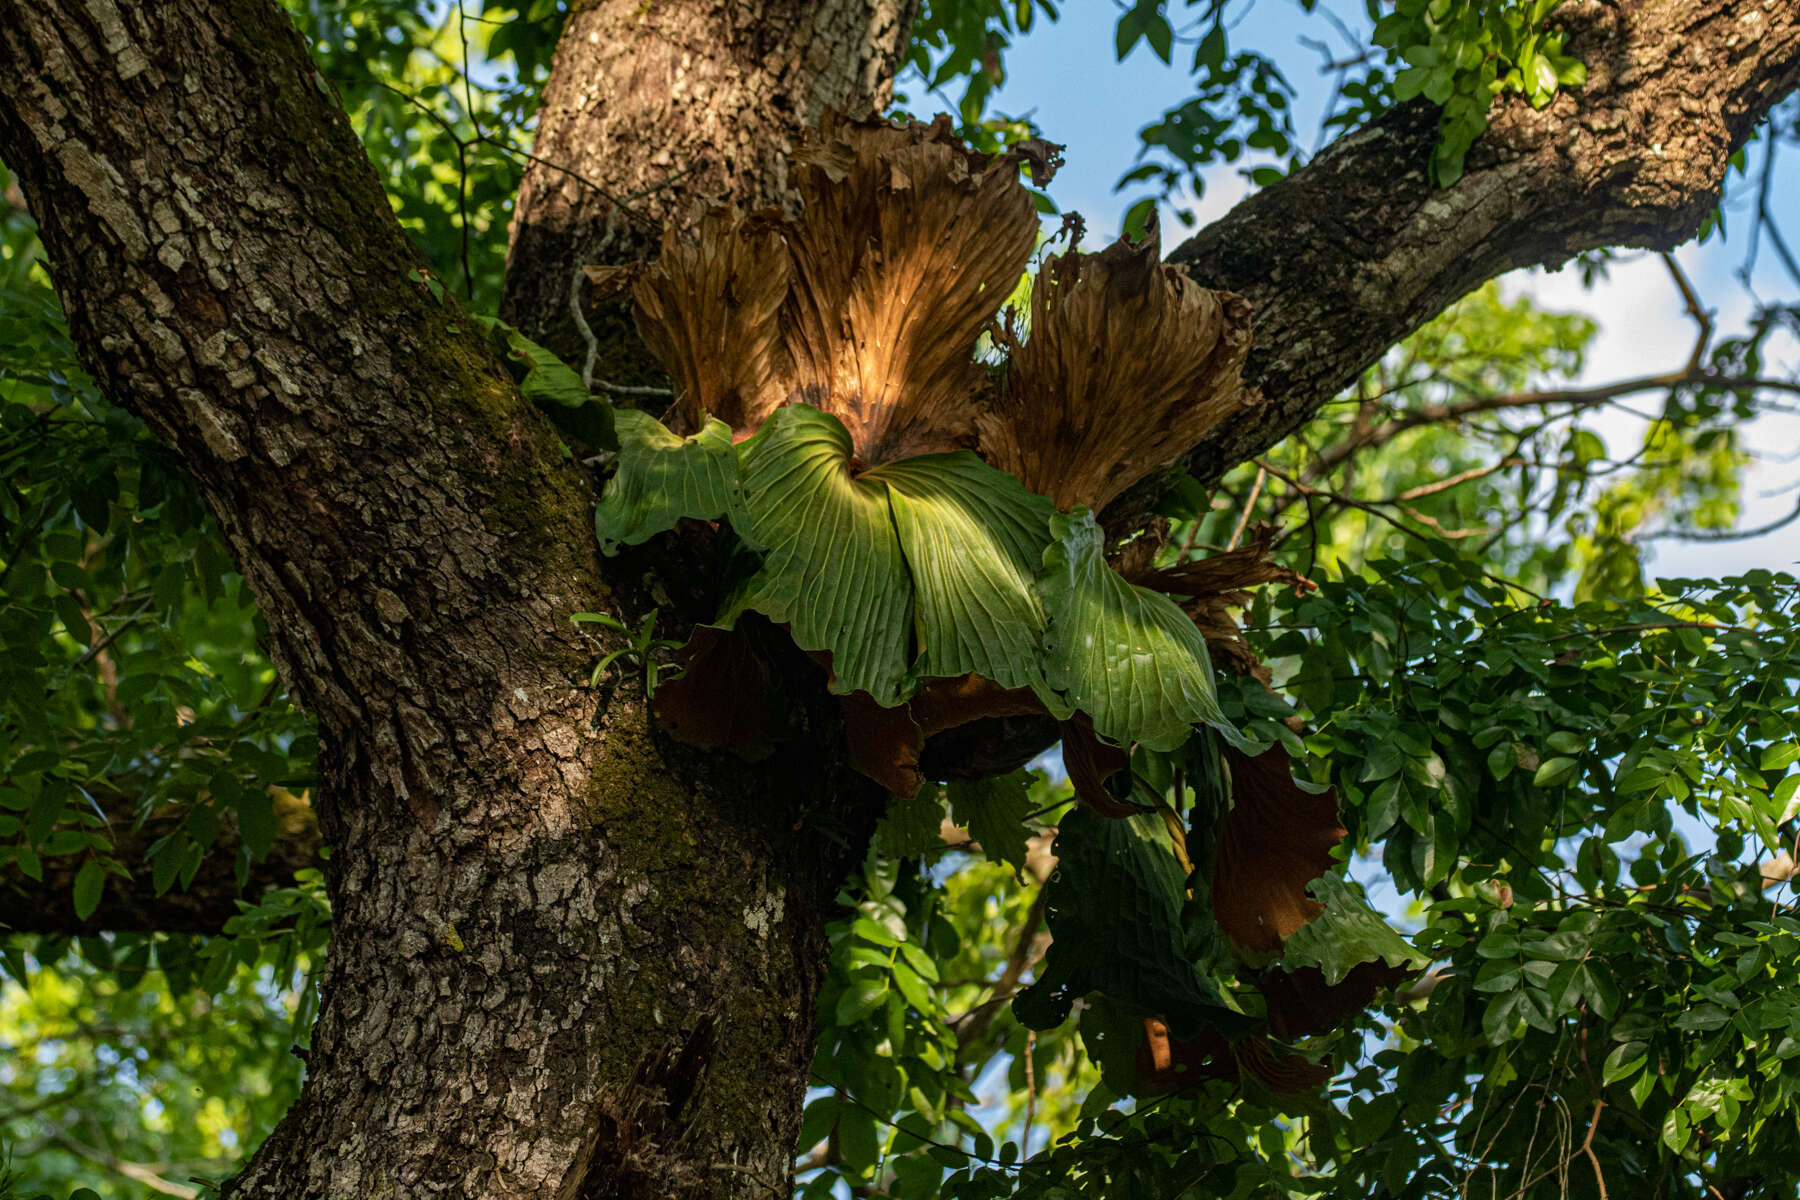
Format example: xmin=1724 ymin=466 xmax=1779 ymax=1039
xmin=615 ymin=114 xmax=1053 ymax=462
xmin=1210 ymin=744 xmax=1346 ymax=956
xmin=782 ymin=114 xmax=1049 ymax=465
xmin=627 ymin=208 xmax=792 ymax=434
xmin=977 ymin=223 xmax=1256 ymax=511
xmin=611 ymin=115 xmax=1252 ymax=506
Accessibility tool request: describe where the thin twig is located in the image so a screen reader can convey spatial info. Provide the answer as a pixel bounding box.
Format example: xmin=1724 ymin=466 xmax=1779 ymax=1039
xmin=1387 ymin=458 xmax=1520 ymax=502
xmin=1661 ymin=252 xmax=1713 ymax=373
xmin=1225 ymin=464 xmax=1266 ymax=551
xmin=1641 ymin=492 xmax=1800 ymax=542
xmin=569 ymin=261 xmax=602 ymax=391
xmin=710 ymin=1162 xmax=785 ymax=1197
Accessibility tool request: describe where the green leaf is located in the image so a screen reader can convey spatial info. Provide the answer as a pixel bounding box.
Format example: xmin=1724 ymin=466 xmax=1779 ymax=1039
xmin=1144 ymin=13 xmax=1173 ymax=63
xmin=1545 ymin=730 xmax=1584 ymax=755
xmin=236 ymin=789 xmax=275 ymax=860
xmin=1282 ymin=872 xmax=1428 ymax=986
xmin=1036 ymin=509 xmax=1228 ymax=751
xmin=1761 ymin=742 xmax=1799 ymax=772
xmin=949 ymin=771 xmax=1035 ymax=876
xmin=1015 ymin=807 xmax=1249 ymax=1038
xmin=875 ymin=785 xmax=948 ymax=859
xmin=1530 ymin=53 xmax=1559 ymax=99
xmin=1533 ymin=755 xmax=1581 ymax=788
xmin=1483 ymin=990 xmax=1526 ymax=1044
xmin=796 ymin=1095 xmax=837 ymax=1156
xmin=592 ymin=409 xmax=739 ymax=554
xmin=1603 ymin=1041 xmax=1647 ymax=1085
xmin=836 ymin=976 xmax=889 ymax=1024
xmin=851 ymin=916 xmax=901 ymax=948
xmin=892 ymin=960 xmax=934 ymax=1015
xmin=723 ymin=406 xmax=914 ymax=706
xmin=72 ymin=858 xmax=106 ymax=921
xmin=54 ymin=593 xmax=91 ymax=646
xmin=836 ymin=1103 xmax=882 ymax=1169
xmin=479 ymin=316 xmax=591 ymax=409
xmin=870 ymin=452 xmax=1054 ymax=692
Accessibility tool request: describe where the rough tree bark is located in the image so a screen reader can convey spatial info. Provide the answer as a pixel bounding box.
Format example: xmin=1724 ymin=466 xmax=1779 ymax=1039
xmin=1 ymin=0 xmax=1797 ymax=1197
xmin=500 ymin=0 xmax=919 ymax=355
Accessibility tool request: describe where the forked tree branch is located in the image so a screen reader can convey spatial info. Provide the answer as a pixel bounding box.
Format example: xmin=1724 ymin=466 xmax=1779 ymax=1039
xmin=1149 ymin=0 xmax=1800 ymax=503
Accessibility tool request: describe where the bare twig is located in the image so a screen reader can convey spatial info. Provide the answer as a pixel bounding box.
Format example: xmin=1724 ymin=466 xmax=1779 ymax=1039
xmin=1021 ymin=1029 xmax=1038 ymax=1159
xmin=1641 ymin=493 xmax=1800 ymax=542
xmin=1305 ymin=371 xmax=1800 ymax=482
xmin=46 ymin=1129 xmax=201 ymax=1198
xmin=1661 ymin=252 xmax=1713 ymax=373
xmin=1225 ymin=464 xmax=1266 ymax=551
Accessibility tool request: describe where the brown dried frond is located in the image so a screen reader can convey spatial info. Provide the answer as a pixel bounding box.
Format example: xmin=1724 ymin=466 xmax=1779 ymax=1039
xmin=1262 ymin=961 xmax=1412 ymax=1041
xmin=1060 ymin=714 xmax=1137 ymax=818
xmin=844 ymin=673 xmax=1050 ymax=799
xmin=1210 ymin=744 xmax=1345 ymax=956
xmin=977 ymin=220 xmax=1255 ymax=510
xmin=782 ymin=114 xmax=1044 ymax=465
xmin=1138 ymin=528 xmax=1314 ymax=680
xmin=627 ymin=208 xmax=793 ymax=434
xmin=653 ymin=626 xmax=785 ymax=760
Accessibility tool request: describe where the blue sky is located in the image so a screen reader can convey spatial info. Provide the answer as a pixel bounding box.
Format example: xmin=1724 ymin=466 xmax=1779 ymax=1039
xmin=943 ymin=1 xmax=1800 ymax=580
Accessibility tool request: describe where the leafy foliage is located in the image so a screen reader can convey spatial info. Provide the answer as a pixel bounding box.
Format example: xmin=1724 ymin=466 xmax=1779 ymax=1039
xmin=601 ymin=404 xmax=1232 ymax=751
xmin=1036 ymin=510 xmax=1228 ymax=750
xmin=1015 ymin=807 xmax=1241 ymax=1037
xmin=1376 ymin=0 xmax=1586 ymax=185
xmin=592 ymin=410 xmax=737 ymax=555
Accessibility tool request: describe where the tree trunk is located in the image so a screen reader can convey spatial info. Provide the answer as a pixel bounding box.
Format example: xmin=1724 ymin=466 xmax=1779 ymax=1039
xmin=0 ymin=2 xmax=883 ymax=1195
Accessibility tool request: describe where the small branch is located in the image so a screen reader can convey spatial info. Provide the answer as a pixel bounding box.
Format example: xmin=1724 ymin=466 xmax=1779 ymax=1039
xmin=1581 ymin=1102 xmax=1609 ymax=1200
xmin=1304 ymin=371 xmax=1800 ymax=482
xmin=47 ymin=1129 xmax=201 ymax=1198
xmin=954 ymin=885 xmax=1050 ymax=1052
xmin=1388 ymin=458 xmax=1521 ymax=503
xmin=1641 ymin=493 xmax=1800 ymax=542
xmin=1661 ymin=252 xmax=1713 ymax=374
xmin=570 ymin=262 xmax=602 ymax=391
xmin=1021 ymin=1029 xmax=1038 ymax=1159
xmin=1225 ymin=465 xmax=1266 ymax=551
xmin=711 ymin=1162 xmax=786 ymax=1197
xmin=1545 ymin=621 xmax=1730 ymax=643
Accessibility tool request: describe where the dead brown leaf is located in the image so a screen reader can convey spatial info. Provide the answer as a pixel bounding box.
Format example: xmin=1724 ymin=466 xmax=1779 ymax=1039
xmin=976 ymin=219 xmax=1256 ymax=510
xmin=629 ymin=207 xmax=793 ymax=435
xmin=1210 ymin=743 xmax=1346 ymax=956
xmin=653 ymin=625 xmax=784 ymax=760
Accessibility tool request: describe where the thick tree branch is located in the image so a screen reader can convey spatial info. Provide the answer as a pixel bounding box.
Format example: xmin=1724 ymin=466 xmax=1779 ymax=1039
xmin=1161 ymin=0 xmax=1800 ymax=493
xmin=0 ymin=790 xmax=322 ymax=936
